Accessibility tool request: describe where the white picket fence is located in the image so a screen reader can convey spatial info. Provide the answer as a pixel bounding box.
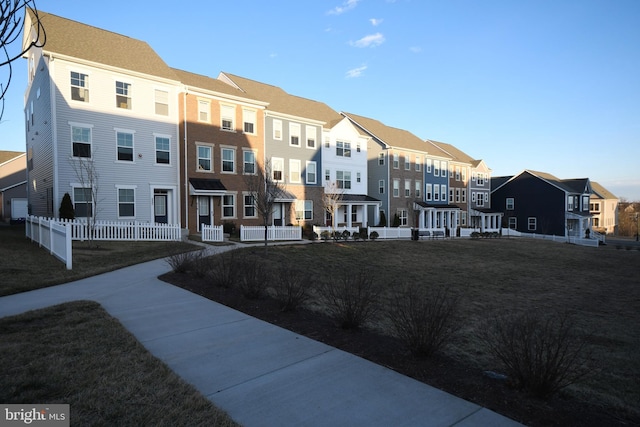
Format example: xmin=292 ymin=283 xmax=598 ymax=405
xmin=25 ymin=216 xmax=73 ymax=269
xmin=502 ymin=229 xmax=600 ymax=248
xmin=201 ymin=224 xmax=224 ymax=242
xmin=56 ymin=218 xmax=181 ymax=241
xmin=367 ymin=226 xmax=413 ymax=239
xmin=240 ymin=225 xmax=302 ymax=242
xmin=313 ymin=226 xmax=361 ymax=236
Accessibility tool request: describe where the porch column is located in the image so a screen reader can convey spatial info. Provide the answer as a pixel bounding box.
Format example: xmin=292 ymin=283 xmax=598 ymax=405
xmin=346 ymin=204 xmax=352 ymax=228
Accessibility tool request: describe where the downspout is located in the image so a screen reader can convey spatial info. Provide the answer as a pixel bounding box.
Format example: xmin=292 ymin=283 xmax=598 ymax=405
xmin=183 ymin=90 xmax=189 ymax=232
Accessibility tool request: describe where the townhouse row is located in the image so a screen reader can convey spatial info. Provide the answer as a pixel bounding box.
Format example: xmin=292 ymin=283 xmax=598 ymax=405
xmin=22 ymin=11 xmax=504 ymax=236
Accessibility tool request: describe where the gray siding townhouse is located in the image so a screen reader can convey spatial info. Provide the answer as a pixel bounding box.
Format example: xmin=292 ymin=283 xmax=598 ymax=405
xmin=22 ymin=11 xmax=181 ymax=224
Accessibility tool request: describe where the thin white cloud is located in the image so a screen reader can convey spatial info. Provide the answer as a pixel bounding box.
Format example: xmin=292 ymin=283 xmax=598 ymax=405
xmin=370 ymin=18 xmax=383 ymax=26
xmin=269 ymin=53 xmax=278 ymax=59
xmin=409 ymin=46 xmax=422 ymax=53
xmin=346 ymin=65 xmax=367 ymax=78
xmin=350 ymin=33 xmax=385 ymax=48
xmin=328 ymin=0 xmax=360 ymax=15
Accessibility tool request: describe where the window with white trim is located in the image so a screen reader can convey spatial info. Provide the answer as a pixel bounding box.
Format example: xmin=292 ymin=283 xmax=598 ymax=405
xmin=426 ymin=183 xmax=432 ymax=201
xmin=455 ymin=188 xmax=460 ymax=203
xmin=273 ymin=120 xmax=282 ymax=140
xmin=198 ymin=100 xmax=210 ymax=122
xmin=289 ymin=123 xmax=300 ymax=146
xmin=336 ymin=140 xmax=351 ymax=157
xmin=221 ymin=147 xmax=235 ymax=173
xmin=336 ymin=170 xmax=351 ymax=189
xmin=477 ymin=173 xmax=485 ymax=186
xmin=455 ymin=166 xmax=461 ymax=181
xmin=426 ymin=158 xmax=432 ymax=173
xmin=506 ymin=197 xmax=514 ymax=210
xmin=115 ymin=81 xmax=132 ymax=109
xmin=404 ymin=154 xmax=410 ymax=170
xmin=378 ymin=152 xmax=384 ymax=165
xmin=71 ymin=125 xmax=92 ymax=158
xmin=324 ymin=136 xmax=330 ymax=148
xmin=528 ymin=217 xmax=537 ymax=231
xmin=461 ymin=189 xmax=467 ymax=203
xmin=415 ymin=156 xmax=421 ymax=171
xmin=243 ymin=150 xmax=256 ymax=174
xmin=155 ymin=136 xmax=170 ymax=164
xmin=356 ymin=172 xmax=361 ymax=183
xmin=221 ymin=105 xmax=235 ymax=131
xmin=116 ymin=131 xmax=134 ymax=162
xmin=117 ymin=188 xmax=135 ymax=218
xmin=197 ymin=145 xmax=212 ymax=171
xmin=379 ymin=180 xmax=385 ymax=194
xmin=477 ymin=192 xmax=485 ymax=206
xmin=415 ymin=180 xmax=421 ymax=198
xmin=397 ymin=208 xmax=408 ymax=226
xmin=306 ymin=161 xmax=317 ymax=184
xmin=449 ymin=188 xmax=454 ymax=203
xmin=442 ymin=161 xmax=448 ymax=178
xmin=70 ymin=72 xmax=89 ymax=102
xmin=272 ymin=158 xmax=284 ymax=181
xmin=434 ymin=184 xmax=440 ymax=201
xmin=243 ymin=109 xmax=256 ymax=134
xmin=73 ymin=187 xmax=93 ymax=218
xmin=306 ymin=126 xmax=316 ymax=148
xmin=325 ymin=169 xmax=330 ymax=181
xmin=461 ymin=168 xmax=467 ymax=182
xmin=434 ymin=160 xmax=440 ymax=177
xmin=222 ymin=194 xmax=235 ymax=218
xmin=404 ymin=179 xmax=411 ymax=197
xmin=155 ymin=89 xmax=169 ymax=115
xmin=243 ymin=193 xmax=256 ymax=218
xmin=567 ymin=196 xmax=574 ymax=211
xmin=471 ymin=192 xmax=476 ymax=202
xmin=441 ymin=184 xmax=447 ymax=202
xmin=393 ymin=179 xmax=400 ymax=197
xmin=295 ymin=200 xmax=313 ymax=220
xmin=393 ymin=153 xmax=399 ymax=169
xmin=509 ymin=217 xmax=517 ymax=229
xmin=290 ymin=159 xmax=301 ymax=183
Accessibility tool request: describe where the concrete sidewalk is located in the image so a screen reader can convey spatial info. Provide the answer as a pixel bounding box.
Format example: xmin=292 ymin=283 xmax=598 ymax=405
xmin=0 ymin=249 xmax=523 ymax=427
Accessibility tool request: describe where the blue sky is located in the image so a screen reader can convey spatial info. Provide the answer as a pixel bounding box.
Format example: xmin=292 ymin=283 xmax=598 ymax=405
xmin=2 ymin=0 xmax=639 ymax=200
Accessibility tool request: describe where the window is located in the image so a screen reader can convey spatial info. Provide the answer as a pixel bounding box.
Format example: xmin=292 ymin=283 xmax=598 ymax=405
xmin=244 ymin=194 xmax=256 ymax=218
xmin=405 ymin=179 xmax=411 ymax=197
xmin=471 ymin=192 xmax=476 ymax=202
xmin=567 ymin=196 xmax=574 ymax=211
xmin=306 ymin=161 xmax=317 ymax=184
xmin=116 ymin=81 xmax=131 ymax=109
xmin=462 ymin=168 xmax=467 ymax=182
xmin=415 ymin=181 xmax=421 ymax=198
xmin=393 ymin=179 xmax=400 ymax=197
xmin=455 ymin=188 xmax=460 ymax=203
xmin=325 ymin=169 xmax=330 ymax=181
xmin=590 ymin=203 xmax=599 ymax=212
xmin=506 ymin=197 xmax=514 ymax=210
xmin=472 ymin=172 xmax=477 ymax=182
xmin=336 ymin=170 xmax=351 ymax=189
xmin=397 ymin=209 xmax=408 ymax=226
xmin=461 ymin=211 xmax=467 ymax=226
xmin=221 ymin=147 xmax=235 ymax=173
xmin=426 ymin=158 xmax=432 ymax=173
xmin=426 ymin=184 xmax=432 ymax=201
xmin=198 ymin=100 xmax=210 ymax=122
xmin=73 ymin=187 xmax=93 ymax=217
xmin=528 ymin=217 xmax=537 ymax=231
xmin=351 ymin=205 xmax=358 ymax=223
xmin=404 ymin=154 xmax=410 ymax=170
xmin=72 ymin=125 xmax=91 ymax=158
xmin=118 ymin=188 xmax=135 ymax=218
xmin=306 ymin=126 xmax=316 ymax=148
xmin=336 ymin=141 xmax=351 ymax=157
xmin=449 ymin=188 xmax=454 ymax=203
xmin=461 ymin=189 xmax=467 ymax=203
xmin=393 ymin=153 xmax=399 ymax=169
xmin=243 ymin=150 xmax=255 ymax=174
xmin=324 ymin=136 xmax=330 ymax=148
xmin=441 ymin=184 xmax=447 ymax=202
xmin=70 ymin=72 xmax=89 ymax=102
xmin=116 ymin=131 xmax=134 ymax=162
xmin=582 ymin=195 xmax=590 ymax=211
xmin=509 ymin=217 xmax=517 ymax=229
xmin=434 ymin=184 xmax=440 ymax=201
xmin=222 ymin=195 xmax=235 ymax=218
xmin=477 ymin=173 xmax=485 ymax=186
xmin=272 ymin=158 xmax=284 ymax=181
xmin=155 ymin=136 xmax=170 ymax=164
xmin=197 ymin=145 xmax=212 ymax=171
xmin=273 ymin=120 xmax=282 ymax=140
xmin=477 ymin=192 xmax=485 ymax=207
xmin=455 ymin=166 xmax=461 ymax=181
xmin=378 ymin=152 xmax=384 ymax=165
xmin=290 ymin=159 xmax=301 ymax=183
xmin=221 ymin=105 xmax=235 ymax=131
xmin=434 ymin=160 xmax=440 ymax=177
xmin=356 ymin=172 xmax=361 ymax=183
xmin=295 ymin=200 xmax=313 ymax=220
xmin=442 ymin=162 xmax=448 ymax=178
xmin=415 ymin=156 xmax=421 ymax=171
xmin=356 ymin=143 xmax=361 ymax=152
xmin=243 ymin=109 xmax=256 ymax=134
xmin=379 ymin=180 xmax=385 ymax=194
xmin=290 ymin=123 xmax=300 ymax=146
xmin=155 ymin=89 xmax=169 ymax=115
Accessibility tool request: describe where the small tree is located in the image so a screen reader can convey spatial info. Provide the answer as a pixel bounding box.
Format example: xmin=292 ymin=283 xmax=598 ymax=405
xmin=323 ymin=181 xmax=343 ymax=237
xmin=58 ymin=192 xmax=75 ymax=220
xmin=70 ymin=157 xmax=100 ymax=248
xmin=377 ymin=210 xmax=387 ymax=227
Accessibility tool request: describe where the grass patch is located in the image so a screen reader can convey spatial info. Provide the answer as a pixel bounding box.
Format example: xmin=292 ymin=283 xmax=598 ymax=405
xmin=0 ymin=300 xmax=238 ymax=426
xmin=0 ymin=225 xmax=199 ymax=296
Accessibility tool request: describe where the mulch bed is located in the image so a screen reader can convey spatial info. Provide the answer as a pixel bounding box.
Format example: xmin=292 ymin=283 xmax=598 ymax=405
xmin=160 ymin=271 xmax=634 ymax=427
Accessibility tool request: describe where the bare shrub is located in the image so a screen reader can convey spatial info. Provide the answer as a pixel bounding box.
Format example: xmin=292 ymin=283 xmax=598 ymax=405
xmin=479 ymin=309 xmax=592 ymax=398
xmin=166 ymin=251 xmax=197 ymax=273
xmin=237 ymin=258 xmax=270 ymax=299
xmin=386 ymin=283 xmax=461 ymax=358
xmin=273 ymin=265 xmax=312 ymax=312
xmin=190 ymin=251 xmax=211 ymax=278
xmin=319 ymin=269 xmax=380 ymax=329
xmin=207 ymin=251 xmax=239 ymax=288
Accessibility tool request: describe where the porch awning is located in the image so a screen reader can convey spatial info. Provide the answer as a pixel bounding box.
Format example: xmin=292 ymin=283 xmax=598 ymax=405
xmin=339 ymin=194 xmax=382 ymax=206
xmin=470 ymin=208 xmax=503 ymax=216
xmin=273 ymin=188 xmax=296 ymax=203
xmin=189 ymin=178 xmax=226 ymax=196
xmin=414 ymin=201 xmax=460 ymax=210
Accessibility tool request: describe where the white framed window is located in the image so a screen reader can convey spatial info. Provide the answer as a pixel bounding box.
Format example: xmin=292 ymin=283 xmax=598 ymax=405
xmin=477 ymin=192 xmax=485 ymax=206
xmin=356 ymin=172 xmax=361 ymax=183
xmin=434 ymin=160 xmax=440 ymax=177
xmin=477 ymin=173 xmax=485 ymax=186
xmin=393 ymin=153 xmax=399 ymax=169
xmin=117 ymin=187 xmax=135 ymax=218
xmin=155 ymin=135 xmax=170 ymax=164
xmin=272 ymin=157 xmax=284 ymax=181
xmin=306 ymin=161 xmax=317 ymax=184
xmin=197 ymin=145 xmax=212 ymax=171
xmin=471 ymin=192 xmax=476 ymax=202
xmin=506 ymin=197 xmax=514 ymax=210
xmin=221 ymin=104 xmax=235 ymax=131
xmin=528 ymin=217 xmax=537 ymax=231
xmin=243 ymin=109 xmax=256 ymax=134
xmin=455 ymin=188 xmax=461 ymax=203
xmin=356 ymin=142 xmax=361 ymax=152
xmin=415 ymin=181 xmax=421 ymax=198
xmin=289 ymin=123 xmax=301 ymax=146
xmin=336 ymin=170 xmax=351 ymax=189
xmin=295 ymin=200 xmax=313 ymax=220
xmin=73 ymin=187 xmax=93 ymax=218
xmin=306 ymin=126 xmax=316 ymax=148
xmin=221 ymin=147 xmax=235 ymax=173
xmin=155 ymin=89 xmax=169 ymax=116
xmin=378 ymin=152 xmax=384 ymax=166
xmin=71 ymin=124 xmax=92 ymax=158
xmin=509 ymin=217 xmax=517 ymax=229
xmin=397 ymin=209 xmax=408 ymax=226
xmin=440 ymin=184 xmax=447 ymax=201
xmin=434 ymin=184 xmax=440 ymax=201
xmin=325 ymin=169 xmax=330 ymax=181
xmin=415 ymin=156 xmax=421 ymax=171
xmin=115 ymin=81 xmax=132 ymax=109
xmin=426 ymin=183 xmax=432 ymax=201
xmin=243 ymin=193 xmax=256 ymax=218
xmin=222 ymin=194 xmax=235 ymax=218
xmin=70 ymin=71 xmax=89 ymax=102
xmin=404 ymin=179 xmax=411 ymax=197
xmin=442 ymin=162 xmax=448 ymax=178
xmin=567 ymin=196 xmax=574 ymax=211
xmin=462 ymin=168 xmax=467 ymax=182
xmin=243 ymin=150 xmax=256 ymax=174
xmin=198 ymin=99 xmax=210 ymax=122
xmin=116 ymin=130 xmax=134 ymax=162
xmin=393 ymin=179 xmax=400 ymax=197
xmin=455 ymin=166 xmax=461 ymax=181
xmin=461 ymin=189 xmax=467 ymax=203
xmin=404 ymin=154 xmax=410 ymax=170
xmin=379 ymin=180 xmax=385 ymax=194
xmin=273 ymin=119 xmax=282 ymax=140
xmin=472 ymin=171 xmax=477 ymax=182
xmin=449 ymin=188 xmax=454 ymax=203
xmin=324 ymin=136 xmax=330 ymax=148
xmin=290 ymin=159 xmax=301 ymax=183
xmin=426 ymin=158 xmax=432 ymax=173
xmin=336 ymin=141 xmax=351 ymax=157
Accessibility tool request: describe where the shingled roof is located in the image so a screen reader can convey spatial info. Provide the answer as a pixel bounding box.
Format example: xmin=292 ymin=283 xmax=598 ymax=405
xmin=591 ymin=181 xmax=618 ymax=200
xmin=171 ymin=68 xmax=266 ymax=104
xmin=430 ymin=140 xmax=477 ymax=163
xmin=0 ymin=151 xmax=25 ymax=165
xmin=32 ymin=11 xmax=179 ymax=81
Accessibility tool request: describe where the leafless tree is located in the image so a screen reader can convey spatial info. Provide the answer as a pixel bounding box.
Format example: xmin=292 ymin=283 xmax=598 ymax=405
xmin=245 ymin=158 xmax=286 ymax=254
xmin=323 ymin=181 xmax=343 ymax=235
xmin=1 ymin=1 xmax=46 ymax=121
xmin=70 ymin=157 xmax=101 ymax=248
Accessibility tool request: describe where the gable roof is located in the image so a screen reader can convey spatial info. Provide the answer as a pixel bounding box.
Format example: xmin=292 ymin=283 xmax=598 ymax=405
xmin=430 ymin=140 xmax=475 ymax=163
xmin=32 ymin=11 xmax=179 ymax=81
xmin=341 ymin=112 xmax=436 ymax=154
xmin=0 ymin=151 xmax=25 ymax=165
xmin=493 ymin=170 xmax=591 ymax=194
xmin=218 ymin=72 xmax=340 ymax=125
xmin=590 ymin=181 xmax=618 ymax=200
xmin=171 ymin=68 xmax=267 ymax=106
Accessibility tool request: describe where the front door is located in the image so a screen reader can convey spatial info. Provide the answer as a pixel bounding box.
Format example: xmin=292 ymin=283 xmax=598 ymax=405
xmin=198 ymin=196 xmax=211 ymax=229
xmin=154 ymin=191 xmax=168 ymax=223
